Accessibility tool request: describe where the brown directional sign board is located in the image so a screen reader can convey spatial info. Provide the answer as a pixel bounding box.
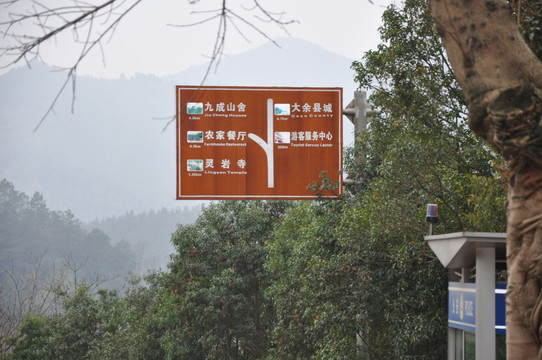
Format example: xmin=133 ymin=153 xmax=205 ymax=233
xmin=176 ymin=86 xmax=343 ymax=199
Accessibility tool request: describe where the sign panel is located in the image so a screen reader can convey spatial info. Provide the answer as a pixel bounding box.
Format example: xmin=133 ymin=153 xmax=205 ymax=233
xmin=176 ymin=86 xmax=343 ymax=199
xmin=449 ymin=282 xmax=476 ymax=333
xmin=448 ymin=282 xmax=507 ymax=334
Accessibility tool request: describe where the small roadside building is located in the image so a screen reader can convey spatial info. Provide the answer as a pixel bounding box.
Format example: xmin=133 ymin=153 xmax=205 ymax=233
xmin=424 ymin=232 xmax=507 ymax=360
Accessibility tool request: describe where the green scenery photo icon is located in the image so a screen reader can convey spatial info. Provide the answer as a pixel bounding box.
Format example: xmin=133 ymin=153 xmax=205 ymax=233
xmin=187 ymin=102 xmax=203 ymax=114
xmin=187 ymin=131 xmax=203 ymax=143
xmin=187 ymin=159 xmax=204 ymax=171
xmin=274 ymin=103 xmax=290 ymax=115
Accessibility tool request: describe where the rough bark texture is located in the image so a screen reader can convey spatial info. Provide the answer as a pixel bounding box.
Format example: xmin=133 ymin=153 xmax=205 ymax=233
xmin=429 ymin=0 xmax=542 ymax=358
xmin=496 ymin=86 xmax=542 ymax=359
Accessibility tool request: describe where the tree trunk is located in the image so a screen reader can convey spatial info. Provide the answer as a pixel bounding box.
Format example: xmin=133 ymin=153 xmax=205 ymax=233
xmin=429 ymin=0 xmax=542 ymax=358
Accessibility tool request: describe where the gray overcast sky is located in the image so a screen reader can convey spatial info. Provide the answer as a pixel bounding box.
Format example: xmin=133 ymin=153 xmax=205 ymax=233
xmin=2 ymin=0 xmax=388 ymax=78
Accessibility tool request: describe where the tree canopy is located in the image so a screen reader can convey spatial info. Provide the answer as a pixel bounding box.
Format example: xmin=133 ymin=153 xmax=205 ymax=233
xmin=0 ymin=179 xmax=136 ymax=287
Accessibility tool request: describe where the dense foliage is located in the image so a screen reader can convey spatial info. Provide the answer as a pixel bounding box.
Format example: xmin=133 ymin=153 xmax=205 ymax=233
xmin=165 ymin=201 xmax=289 ymax=359
xmin=511 ymin=0 xmax=542 ymax=60
xmin=0 ymin=179 xmax=136 ymax=287
xmin=2 ymin=274 xmax=170 ymax=360
xmin=0 ymin=179 xmax=137 ymax=354
xmin=1 ymin=0 xmax=509 ymax=359
xmin=351 ymin=0 xmax=506 ymax=234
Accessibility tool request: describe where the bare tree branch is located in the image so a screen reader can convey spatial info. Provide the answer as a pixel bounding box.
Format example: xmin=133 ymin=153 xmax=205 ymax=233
xmin=169 ymin=0 xmax=296 ymax=82
xmin=157 ymin=0 xmax=297 ymax=131
xmin=0 ymin=252 xmax=66 ymax=352
xmin=1 ymin=0 xmax=296 ymax=131
xmin=0 ymin=0 xmax=144 ymax=130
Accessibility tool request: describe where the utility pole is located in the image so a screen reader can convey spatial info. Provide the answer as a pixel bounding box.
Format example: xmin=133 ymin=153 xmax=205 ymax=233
xmin=344 ymin=90 xmax=372 ymax=358
xmin=343 ymin=91 xmax=371 ymax=139
xmin=343 ymin=91 xmax=372 ymax=189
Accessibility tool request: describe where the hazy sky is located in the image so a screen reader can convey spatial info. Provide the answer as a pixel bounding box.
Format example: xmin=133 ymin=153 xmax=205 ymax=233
xmin=2 ymin=0 xmax=388 ymax=78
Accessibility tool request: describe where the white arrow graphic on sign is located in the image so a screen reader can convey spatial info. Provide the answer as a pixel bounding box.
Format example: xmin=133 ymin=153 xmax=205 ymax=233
xmin=248 ymin=98 xmax=274 ymax=188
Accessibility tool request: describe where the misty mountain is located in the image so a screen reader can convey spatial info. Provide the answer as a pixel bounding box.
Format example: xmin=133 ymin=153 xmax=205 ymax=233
xmin=85 ymin=206 xmax=202 ymax=272
xmin=0 ymin=37 xmax=359 ymax=221
xmin=0 ymin=179 xmax=136 ymax=290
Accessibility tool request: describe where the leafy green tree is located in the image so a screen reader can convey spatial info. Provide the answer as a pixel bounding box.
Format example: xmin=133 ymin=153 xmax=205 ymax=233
xmin=266 ymin=200 xmax=364 ymax=359
xmin=0 ymin=179 xmax=136 ymax=290
xmin=3 ymin=272 xmax=172 ymax=360
xmin=166 ymin=201 xmax=289 ymax=359
xmin=336 ymin=196 xmax=448 ymax=359
xmin=4 ymin=286 xmax=98 ymax=360
xmin=350 ymin=0 xmax=506 ymax=233
xmin=266 ymin=198 xmax=446 ymax=359
xmin=83 ymin=273 xmax=173 ymax=360
xmin=1 ymin=315 xmax=53 ymax=360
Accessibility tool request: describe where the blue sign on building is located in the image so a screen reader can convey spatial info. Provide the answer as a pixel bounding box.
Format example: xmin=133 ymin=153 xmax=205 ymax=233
xmin=448 ymin=282 xmax=506 ymax=334
xmin=449 ymin=282 xmax=476 ymax=332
